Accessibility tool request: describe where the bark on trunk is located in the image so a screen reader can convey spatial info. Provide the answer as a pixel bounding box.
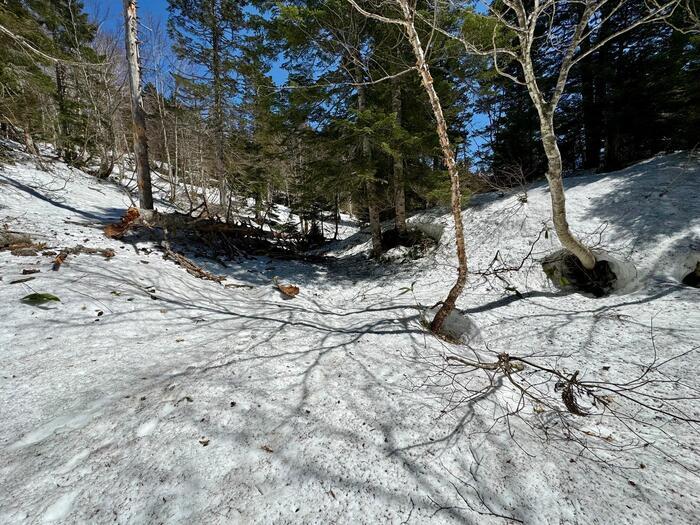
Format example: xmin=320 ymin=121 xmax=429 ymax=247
xmin=334 ymin=194 xmax=340 ymax=241
xmin=540 ymin=120 xmax=596 ymax=269
xmin=516 ymin=16 xmax=597 ymax=271
xmin=156 ymin=88 xmax=176 ymax=200
xmin=54 ymin=62 xmax=69 ymax=160
xmin=392 ymin=77 xmax=407 ymax=233
xmin=210 ymin=11 xmax=227 ymax=208
xmin=123 ymin=0 xmax=153 ymax=210
xmin=358 ymin=82 xmax=382 ymax=258
xmin=398 ymin=1 xmax=468 ymax=334
xmin=95 ymin=151 xmax=115 ymax=179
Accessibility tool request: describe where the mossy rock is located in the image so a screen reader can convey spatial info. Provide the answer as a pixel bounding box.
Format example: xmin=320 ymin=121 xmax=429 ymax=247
xmin=542 ymin=250 xmax=617 ymax=297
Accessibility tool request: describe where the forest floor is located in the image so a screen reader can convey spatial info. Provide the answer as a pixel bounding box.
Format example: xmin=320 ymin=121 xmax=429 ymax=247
xmin=1 ymin=143 xmax=699 ymax=524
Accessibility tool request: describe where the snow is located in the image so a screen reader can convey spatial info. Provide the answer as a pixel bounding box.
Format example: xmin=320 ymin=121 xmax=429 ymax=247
xmin=1 ymin=145 xmax=699 ymax=524
xmin=422 ymin=306 xmax=483 ymax=345
xmin=41 ymin=491 xmax=78 ymax=523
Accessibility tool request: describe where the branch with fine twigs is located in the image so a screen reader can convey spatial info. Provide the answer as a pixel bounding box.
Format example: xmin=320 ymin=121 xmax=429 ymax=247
xmin=0 ymin=22 xmax=107 ymax=67
xmin=408 ymin=314 xmax=700 ymax=472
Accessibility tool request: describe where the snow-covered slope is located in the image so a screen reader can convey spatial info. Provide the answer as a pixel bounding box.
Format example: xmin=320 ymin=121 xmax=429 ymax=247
xmin=1 ymin=146 xmax=698 ymax=524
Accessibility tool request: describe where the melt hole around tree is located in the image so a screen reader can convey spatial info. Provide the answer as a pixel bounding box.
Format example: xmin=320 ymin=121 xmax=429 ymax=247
xmin=422 ymin=305 xmax=482 ymax=345
xmin=681 ymin=260 xmax=700 ymax=288
xmin=542 ymin=250 xmax=636 ymax=297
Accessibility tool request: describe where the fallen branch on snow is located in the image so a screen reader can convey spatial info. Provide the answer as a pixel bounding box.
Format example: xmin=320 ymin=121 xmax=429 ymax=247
xmin=160 ymin=230 xmax=225 ymax=283
xmin=52 ymin=245 xmax=116 ymax=270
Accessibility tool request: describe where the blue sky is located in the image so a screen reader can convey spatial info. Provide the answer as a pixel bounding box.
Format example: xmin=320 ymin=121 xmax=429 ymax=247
xmin=84 ymin=0 xmax=290 ymax=86
xmin=85 ymin=0 xmax=169 ymax=33
xmin=83 ymin=0 xmax=488 ymax=158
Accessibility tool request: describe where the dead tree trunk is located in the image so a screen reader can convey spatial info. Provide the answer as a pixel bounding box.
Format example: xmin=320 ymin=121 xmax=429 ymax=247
xmin=123 ymin=0 xmax=153 ymax=210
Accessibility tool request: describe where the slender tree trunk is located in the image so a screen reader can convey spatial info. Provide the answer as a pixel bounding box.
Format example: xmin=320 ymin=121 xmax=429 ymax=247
xmin=95 ymin=148 xmax=115 ymax=179
xmin=392 ymin=76 xmax=407 ymax=233
xmin=334 ymin=194 xmax=340 ymax=240
xmin=602 ymin=43 xmax=622 ymax=173
xmin=24 ymin=126 xmax=47 ymax=170
xmin=210 ymin=12 xmax=227 ymax=208
xmin=174 ymin=113 xmax=179 ymax=198
xmin=23 ymin=128 xmax=38 ymax=157
xmin=398 ymin=1 xmax=467 ymax=334
xmin=358 ymin=82 xmax=382 ymax=257
xmin=516 ymin=19 xmax=596 ymax=271
xmin=156 ymin=89 xmax=176 ymax=201
xmin=54 ymin=62 xmax=68 ymax=160
xmin=123 ymin=0 xmax=153 ymax=210
xmin=540 ymin=118 xmax=596 ymax=269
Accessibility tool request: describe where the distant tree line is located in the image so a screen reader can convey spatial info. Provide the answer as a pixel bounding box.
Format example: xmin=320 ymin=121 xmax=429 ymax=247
xmin=1 ymin=0 xmax=698 ymax=252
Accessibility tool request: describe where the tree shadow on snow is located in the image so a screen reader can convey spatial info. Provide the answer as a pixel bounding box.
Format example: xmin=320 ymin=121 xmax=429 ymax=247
xmin=0 ymin=171 xmax=126 ymax=222
xmin=582 ymin=153 xmax=699 ymax=253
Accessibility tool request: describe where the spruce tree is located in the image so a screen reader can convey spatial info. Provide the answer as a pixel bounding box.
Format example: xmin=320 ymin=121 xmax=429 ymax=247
xmin=167 ymin=0 xmax=248 ymax=208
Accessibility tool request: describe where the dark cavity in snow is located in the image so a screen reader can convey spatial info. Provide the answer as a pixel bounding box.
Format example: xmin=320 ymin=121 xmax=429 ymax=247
xmin=382 ymin=227 xmax=431 ymax=249
xmin=682 ymin=261 xmax=700 ymax=288
xmin=542 ymin=250 xmax=617 ymax=297
xmin=381 ymin=227 xmax=436 ymax=260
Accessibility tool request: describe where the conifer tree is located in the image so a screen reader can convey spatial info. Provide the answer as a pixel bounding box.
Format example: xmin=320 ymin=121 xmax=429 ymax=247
xmin=0 ymin=1 xmax=55 ymax=147
xmin=167 ymin=0 xmax=248 ymax=208
xmin=29 ymin=0 xmax=97 ymax=161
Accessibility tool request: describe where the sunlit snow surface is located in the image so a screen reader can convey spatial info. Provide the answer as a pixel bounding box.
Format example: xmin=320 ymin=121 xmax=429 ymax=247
xmin=1 ymin=144 xmax=698 ymax=524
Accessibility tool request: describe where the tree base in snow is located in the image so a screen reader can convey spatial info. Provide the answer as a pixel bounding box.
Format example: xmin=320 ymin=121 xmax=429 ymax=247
xmin=381 ymin=227 xmax=436 ymax=262
xmin=542 ymin=250 xmax=617 ymax=297
xmin=422 ymin=305 xmax=482 ymax=345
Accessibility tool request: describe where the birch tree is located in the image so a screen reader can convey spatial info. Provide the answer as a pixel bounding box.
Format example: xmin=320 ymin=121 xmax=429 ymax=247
xmin=454 ymin=0 xmax=680 ymax=270
xmin=348 ymin=0 xmax=468 ymax=333
xmin=123 ymin=0 xmax=153 ymax=210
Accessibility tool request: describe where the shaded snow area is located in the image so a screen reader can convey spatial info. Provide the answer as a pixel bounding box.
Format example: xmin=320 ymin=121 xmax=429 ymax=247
xmin=1 ymin=146 xmax=699 ymax=524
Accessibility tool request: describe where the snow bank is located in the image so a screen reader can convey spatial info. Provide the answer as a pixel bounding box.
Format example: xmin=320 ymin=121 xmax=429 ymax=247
xmin=1 ymin=147 xmax=698 ymax=524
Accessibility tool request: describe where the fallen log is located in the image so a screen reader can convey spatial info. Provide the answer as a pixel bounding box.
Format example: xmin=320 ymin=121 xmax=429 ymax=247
xmin=104 ymin=207 xmax=141 ymax=239
xmin=161 ymin=233 xmax=225 ymax=283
